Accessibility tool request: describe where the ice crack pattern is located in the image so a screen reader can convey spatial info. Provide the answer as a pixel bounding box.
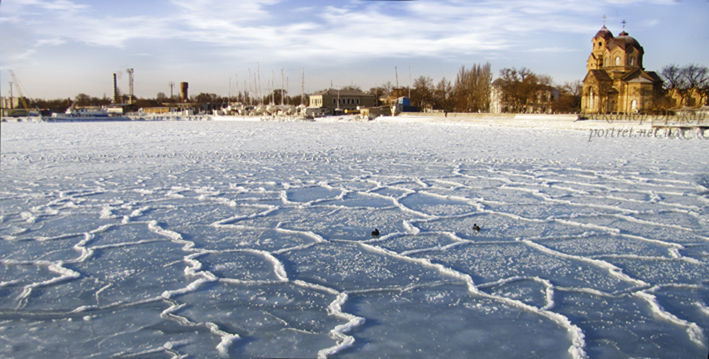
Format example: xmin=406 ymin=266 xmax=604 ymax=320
xmin=1 ymin=121 xmax=708 ymax=358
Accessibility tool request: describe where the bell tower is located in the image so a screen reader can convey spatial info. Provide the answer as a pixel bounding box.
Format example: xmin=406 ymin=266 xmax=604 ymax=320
xmin=587 ymin=17 xmax=614 ymax=71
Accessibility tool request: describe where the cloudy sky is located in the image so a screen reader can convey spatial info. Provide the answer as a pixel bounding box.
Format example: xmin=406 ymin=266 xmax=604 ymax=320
xmin=0 ymin=0 xmax=707 ymax=100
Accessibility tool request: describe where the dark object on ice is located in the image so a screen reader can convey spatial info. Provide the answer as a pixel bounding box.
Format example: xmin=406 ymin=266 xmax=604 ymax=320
xmin=473 ymin=224 xmax=481 ymax=232
xmin=371 ymin=228 xmax=380 ymax=237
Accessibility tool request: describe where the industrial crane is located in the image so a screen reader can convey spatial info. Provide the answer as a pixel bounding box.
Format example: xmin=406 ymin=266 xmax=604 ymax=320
xmin=8 ymin=70 xmax=32 ymax=116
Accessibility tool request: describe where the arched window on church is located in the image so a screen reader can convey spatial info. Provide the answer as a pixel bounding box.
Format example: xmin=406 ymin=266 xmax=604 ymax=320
xmin=629 ymin=57 xmax=635 ymax=66
xmin=615 ymin=57 xmax=620 ymax=66
xmin=631 ymin=100 xmax=637 ymax=111
xmin=590 ymin=88 xmax=595 ymax=109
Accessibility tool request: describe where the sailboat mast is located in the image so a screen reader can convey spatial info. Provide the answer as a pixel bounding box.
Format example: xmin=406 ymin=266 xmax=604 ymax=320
xmin=248 ymin=68 xmax=253 ymax=106
xmin=408 ymin=65 xmax=411 ymax=98
xmin=395 ymin=66 xmax=399 ymax=88
xmin=257 ymin=63 xmax=262 ymax=105
xmin=281 ymin=68 xmax=285 ymax=106
xmin=301 ymin=68 xmax=305 ymax=106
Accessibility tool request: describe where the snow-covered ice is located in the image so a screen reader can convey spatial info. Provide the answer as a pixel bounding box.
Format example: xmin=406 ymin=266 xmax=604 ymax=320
xmin=0 ymin=118 xmax=708 ymax=358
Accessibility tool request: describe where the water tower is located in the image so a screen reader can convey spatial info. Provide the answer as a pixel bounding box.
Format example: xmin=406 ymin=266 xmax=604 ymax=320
xmin=180 ymin=82 xmax=189 ymax=103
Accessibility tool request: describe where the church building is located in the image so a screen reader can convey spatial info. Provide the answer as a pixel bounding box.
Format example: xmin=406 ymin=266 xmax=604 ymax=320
xmin=581 ymin=22 xmax=663 ymax=114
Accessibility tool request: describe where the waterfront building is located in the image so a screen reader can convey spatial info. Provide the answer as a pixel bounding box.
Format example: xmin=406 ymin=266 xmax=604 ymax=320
xmin=309 ymin=89 xmax=376 ymax=115
xmin=1 ymin=96 xmax=21 ymax=109
xmin=581 ymin=23 xmax=663 ymax=114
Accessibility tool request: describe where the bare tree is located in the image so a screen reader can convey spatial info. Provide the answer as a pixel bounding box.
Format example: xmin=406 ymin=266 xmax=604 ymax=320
xmin=434 ymin=78 xmax=453 ymax=111
xmin=369 ymin=82 xmax=394 ymax=106
xmin=537 ymin=74 xmax=554 ymax=87
xmin=661 ymin=64 xmax=709 ymax=107
xmin=682 ymin=64 xmax=709 ymax=89
xmin=74 ymin=93 xmax=91 ymax=106
xmin=561 ymin=81 xmax=582 ymax=97
xmin=661 ymin=64 xmax=685 ymax=90
xmin=411 ymin=76 xmax=434 ymax=110
xmin=518 ymin=67 xmax=533 ymax=82
xmin=453 ymin=63 xmax=492 ymax=112
xmin=341 ymin=85 xmax=362 ymax=92
xmin=496 ymin=67 xmax=556 ymax=113
xmin=381 ymin=82 xmax=393 ymax=98
xmin=554 ymin=81 xmax=582 ymax=113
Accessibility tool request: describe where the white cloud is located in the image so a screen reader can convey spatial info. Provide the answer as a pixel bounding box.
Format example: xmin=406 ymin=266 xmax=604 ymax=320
xmin=169 ymin=0 xmax=281 ymax=22
xmin=3 ymin=36 xmax=64 ymax=64
xmin=524 ymin=46 xmax=580 ymax=53
xmin=3 ymin=0 xmax=679 ymax=62
xmin=35 ymin=37 xmax=65 ymax=47
xmin=3 ymin=0 xmax=88 ymax=18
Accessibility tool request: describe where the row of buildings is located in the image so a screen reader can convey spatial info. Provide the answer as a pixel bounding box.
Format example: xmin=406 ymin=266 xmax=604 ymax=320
xmin=490 ymin=24 xmax=706 ymax=115
xmin=312 ymin=24 xmax=706 ymax=116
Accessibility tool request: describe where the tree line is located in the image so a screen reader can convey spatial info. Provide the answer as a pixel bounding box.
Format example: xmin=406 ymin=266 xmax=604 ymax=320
xmin=405 ymin=63 xmax=582 ymax=114
xmin=661 ymin=64 xmax=709 ymax=90
xmin=4 ymin=63 xmax=582 ymax=115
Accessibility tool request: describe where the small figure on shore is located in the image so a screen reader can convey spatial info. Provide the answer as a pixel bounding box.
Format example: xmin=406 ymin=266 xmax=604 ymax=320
xmin=371 ymin=228 xmax=380 ymax=237
xmin=473 ymin=224 xmax=481 ymax=232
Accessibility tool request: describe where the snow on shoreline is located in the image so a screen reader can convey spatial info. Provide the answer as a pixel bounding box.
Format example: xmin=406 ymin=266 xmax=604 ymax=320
xmin=3 ymin=112 xmax=660 ymax=132
xmin=383 ymin=113 xmax=654 ymax=131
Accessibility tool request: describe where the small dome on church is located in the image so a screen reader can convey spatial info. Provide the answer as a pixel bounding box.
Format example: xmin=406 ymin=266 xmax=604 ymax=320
xmin=594 ymin=26 xmax=614 ymax=40
xmin=609 ymin=31 xmax=642 ymax=51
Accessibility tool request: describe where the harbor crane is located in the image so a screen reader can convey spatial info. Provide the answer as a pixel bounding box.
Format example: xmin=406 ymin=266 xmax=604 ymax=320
xmin=8 ymin=70 xmax=31 ymax=114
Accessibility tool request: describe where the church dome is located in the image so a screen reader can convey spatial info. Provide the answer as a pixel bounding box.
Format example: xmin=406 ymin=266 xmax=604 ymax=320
xmin=609 ymin=31 xmax=642 ymax=51
xmin=594 ymin=26 xmax=614 ymax=40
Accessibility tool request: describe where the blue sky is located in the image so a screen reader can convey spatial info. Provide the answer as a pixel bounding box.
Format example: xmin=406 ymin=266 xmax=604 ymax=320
xmin=1 ymin=0 xmax=707 ymax=99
